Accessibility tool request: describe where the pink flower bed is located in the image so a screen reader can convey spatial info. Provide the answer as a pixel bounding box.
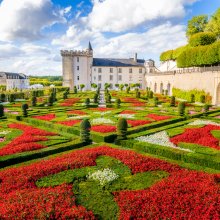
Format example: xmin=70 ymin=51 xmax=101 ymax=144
xmin=32 ymin=113 xmax=56 ymax=121
xmin=170 ymin=124 xmax=220 ymax=150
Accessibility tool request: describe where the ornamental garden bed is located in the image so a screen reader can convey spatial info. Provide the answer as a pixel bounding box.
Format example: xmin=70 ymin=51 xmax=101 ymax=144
xmin=0 ymin=144 xmax=219 ymax=219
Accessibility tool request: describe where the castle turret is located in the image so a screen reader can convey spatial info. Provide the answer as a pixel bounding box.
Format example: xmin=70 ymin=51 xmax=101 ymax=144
xmin=61 ymin=42 xmax=93 ymax=90
xmin=145 ymin=59 xmax=155 ymax=74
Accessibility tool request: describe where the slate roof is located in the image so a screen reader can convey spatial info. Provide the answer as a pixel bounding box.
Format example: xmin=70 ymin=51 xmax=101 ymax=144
xmin=0 ymin=72 xmax=28 ymax=79
xmin=93 ymin=58 xmax=145 ymax=67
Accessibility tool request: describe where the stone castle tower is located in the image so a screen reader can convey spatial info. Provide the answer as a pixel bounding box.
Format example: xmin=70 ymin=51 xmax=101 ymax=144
xmin=61 ymin=42 xmax=93 ymax=90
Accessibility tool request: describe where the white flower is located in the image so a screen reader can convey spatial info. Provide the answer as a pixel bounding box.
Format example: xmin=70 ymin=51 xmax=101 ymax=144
xmin=93 ymin=111 xmax=112 ymax=115
xmin=135 ymin=131 xmax=192 ymax=152
xmin=68 ymin=115 xmax=90 ymax=119
xmin=0 ymin=130 xmax=11 ymax=135
xmin=91 ymin=118 xmax=115 ymax=125
xmin=188 ymin=120 xmax=220 ymax=126
xmin=87 ymin=168 xmax=119 ymax=186
xmin=116 ymin=114 xmax=135 ymax=119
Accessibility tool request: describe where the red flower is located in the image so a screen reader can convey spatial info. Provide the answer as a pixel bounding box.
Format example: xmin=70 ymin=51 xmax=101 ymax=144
xmin=91 ymin=125 xmax=116 ymax=133
xmin=57 ymin=120 xmax=81 ymax=126
xmin=127 ymin=120 xmax=151 ymax=127
xmin=60 ymin=98 xmax=81 ymax=107
xmin=32 ymin=113 xmax=56 ymax=121
xmin=120 ymin=110 xmax=137 ymax=114
xmin=90 ymin=107 xmax=113 ymax=112
xmin=67 ymin=110 xmax=87 ymax=115
xmin=146 ymin=113 xmax=172 ymax=121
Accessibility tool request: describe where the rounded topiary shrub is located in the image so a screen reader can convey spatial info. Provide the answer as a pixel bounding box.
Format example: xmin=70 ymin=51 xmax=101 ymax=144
xmin=170 ymin=96 xmax=175 ymax=107
xmin=22 ymin=103 xmax=29 ymax=117
xmin=0 ymin=104 xmax=4 ymax=117
xmin=189 ymin=32 xmax=217 ymax=47
xmin=200 ymin=95 xmax=206 ymax=103
xmin=178 ymin=102 xmax=185 ymax=116
xmin=190 ymin=94 xmax=195 ymax=103
xmin=80 ymin=119 xmax=92 ymax=144
xmin=116 ymin=118 xmax=128 ymax=141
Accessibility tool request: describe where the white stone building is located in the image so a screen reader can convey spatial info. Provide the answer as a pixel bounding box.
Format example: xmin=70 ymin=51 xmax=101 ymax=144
xmin=0 ymin=72 xmax=29 ymax=90
xmin=61 ymin=42 xmax=150 ymax=90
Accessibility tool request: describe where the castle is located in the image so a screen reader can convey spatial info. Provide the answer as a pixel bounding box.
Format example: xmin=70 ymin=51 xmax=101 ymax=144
xmin=61 ymin=42 xmax=155 ymax=90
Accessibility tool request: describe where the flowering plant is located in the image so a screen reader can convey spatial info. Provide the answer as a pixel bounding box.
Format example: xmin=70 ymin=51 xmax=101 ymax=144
xmin=146 ymin=114 xmax=172 ymax=121
xmin=57 ymin=120 xmax=81 ymax=126
xmin=91 ymin=125 xmax=116 ymax=133
xmin=91 ymin=118 xmax=115 ymax=125
xmin=32 ymin=113 xmax=56 ymax=121
xmin=127 ymin=120 xmax=151 ymax=127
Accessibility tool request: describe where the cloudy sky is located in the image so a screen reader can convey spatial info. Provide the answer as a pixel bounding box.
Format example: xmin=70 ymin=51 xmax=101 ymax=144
xmin=0 ymin=0 xmax=219 ymax=76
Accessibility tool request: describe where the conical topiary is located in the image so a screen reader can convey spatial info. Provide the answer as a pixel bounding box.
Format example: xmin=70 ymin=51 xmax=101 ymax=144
xmin=0 ymin=104 xmax=4 ymax=117
xmin=116 ymin=118 xmax=128 ymax=141
xmin=22 ymin=103 xmax=29 ymax=117
xmin=80 ymin=119 xmax=92 ymax=144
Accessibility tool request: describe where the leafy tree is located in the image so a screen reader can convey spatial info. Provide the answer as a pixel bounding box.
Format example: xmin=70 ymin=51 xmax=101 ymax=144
xmin=48 ymin=95 xmax=54 ymax=106
xmin=91 ymin=83 xmax=98 ymax=89
xmin=74 ymin=86 xmax=78 ymax=94
xmin=186 ymin=15 xmax=208 ymax=37
xmin=80 ymin=119 xmax=92 ymax=144
xmin=115 ymin=84 xmax=119 ymax=89
xmin=189 ymin=32 xmax=216 ymax=47
xmin=200 ymin=95 xmax=206 ymax=103
xmin=119 ymin=84 xmax=124 ymax=91
xmin=126 ymin=86 xmax=130 ymax=94
xmin=80 ymin=84 xmax=85 ymax=91
xmin=170 ymin=96 xmax=175 ymax=107
xmin=115 ymin=98 xmax=121 ymax=108
xmin=203 ymin=104 xmax=209 ymax=116
xmin=0 ymin=93 xmax=6 ymax=102
xmin=154 ymin=97 xmax=158 ymax=107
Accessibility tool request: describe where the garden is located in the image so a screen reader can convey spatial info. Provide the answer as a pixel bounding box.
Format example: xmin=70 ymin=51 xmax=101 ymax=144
xmin=0 ymin=86 xmax=220 ymax=219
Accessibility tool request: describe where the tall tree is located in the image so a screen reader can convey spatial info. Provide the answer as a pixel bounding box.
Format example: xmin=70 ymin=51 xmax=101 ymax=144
xmin=186 ymin=15 xmax=208 ymax=37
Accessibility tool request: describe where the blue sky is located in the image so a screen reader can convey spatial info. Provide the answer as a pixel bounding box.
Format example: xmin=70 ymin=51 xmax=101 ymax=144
xmin=0 ymin=0 xmax=219 ymax=75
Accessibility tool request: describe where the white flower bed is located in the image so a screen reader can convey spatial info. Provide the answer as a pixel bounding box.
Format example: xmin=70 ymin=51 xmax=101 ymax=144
xmin=0 ymin=130 xmax=11 ymax=135
xmin=91 ymin=118 xmax=115 ymax=125
xmin=87 ymin=168 xmax=119 ymax=186
xmin=188 ymin=120 xmax=220 ymax=126
xmin=68 ymin=115 xmax=90 ymax=119
xmin=116 ymin=114 xmax=135 ymax=119
xmin=135 ymin=131 xmax=192 ymax=152
xmin=93 ymin=111 xmax=112 ymax=116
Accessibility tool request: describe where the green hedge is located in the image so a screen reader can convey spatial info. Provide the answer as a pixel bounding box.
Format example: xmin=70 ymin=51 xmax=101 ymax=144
xmin=0 ymin=140 xmax=85 ymax=168
xmin=177 ymin=41 xmax=220 ymax=68
xmin=172 ymin=87 xmax=212 ymax=103
xmin=189 ymin=32 xmax=217 ymax=47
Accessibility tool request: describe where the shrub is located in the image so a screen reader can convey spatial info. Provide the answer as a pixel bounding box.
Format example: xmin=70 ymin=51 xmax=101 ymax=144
xmin=22 ymin=103 xmax=29 ymax=117
xmin=149 ymin=91 xmax=154 ymax=99
xmin=0 ymin=104 xmax=4 ymax=117
xmin=126 ymin=86 xmax=130 ymax=94
xmin=63 ymin=92 xmax=68 ymax=100
xmin=85 ymin=98 xmax=90 ymax=108
xmin=160 ymin=50 xmax=173 ymax=61
xmin=170 ymin=96 xmax=175 ymax=107
xmin=178 ymin=102 xmax=185 ymax=116
xmin=8 ymin=94 xmax=15 ymax=103
xmin=116 ymin=118 xmax=128 ymax=141
xmin=200 ymin=95 xmax=206 ymax=103
xmin=136 ymin=91 xmax=141 ymax=98
xmin=48 ymin=95 xmax=53 ymax=106
xmin=153 ymin=97 xmax=158 ymax=107
xmin=190 ymin=94 xmax=195 ymax=103
xmin=31 ymin=96 xmax=37 ymax=106
xmin=74 ymin=86 xmax=77 ymax=94
xmin=80 ymin=119 xmax=92 ymax=144
xmin=115 ymin=98 xmax=121 ymax=108
xmin=189 ymin=32 xmax=217 ymax=47
xmin=93 ymin=93 xmax=99 ymax=104
xmin=0 ymin=93 xmax=6 ymax=102
xmin=203 ymin=104 xmax=209 ymax=116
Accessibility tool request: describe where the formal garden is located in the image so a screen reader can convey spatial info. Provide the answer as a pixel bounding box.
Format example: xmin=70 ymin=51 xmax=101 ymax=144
xmin=0 ymin=86 xmax=219 ymax=219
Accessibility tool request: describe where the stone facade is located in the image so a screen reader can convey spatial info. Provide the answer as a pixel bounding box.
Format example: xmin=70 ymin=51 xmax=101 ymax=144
xmin=0 ymin=72 xmax=29 ymax=90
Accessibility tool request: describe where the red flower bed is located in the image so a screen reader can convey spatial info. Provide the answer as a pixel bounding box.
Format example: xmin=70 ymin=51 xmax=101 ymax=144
xmin=146 ymin=113 xmax=172 ymax=121
xmin=90 ymin=107 xmax=113 ymax=112
xmin=127 ymin=120 xmax=151 ymax=127
xmin=170 ymin=124 xmax=220 ymax=150
xmin=60 ymin=98 xmax=81 ymax=107
xmin=0 ymin=146 xmax=219 ymax=219
xmin=131 ymin=102 xmax=145 ymax=107
xmin=91 ymin=125 xmax=116 ymax=133
xmin=120 ymin=110 xmax=137 ymax=114
xmin=57 ymin=120 xmax=81 ymax=127
xmin=32 ymin=113 xmax=56 ymax=121
xmin=123 ymin=98 xmax=139 ymax=103
xmin=0 ymin=123 xmax=56 ymax=156
xmin=67 ymin=110 xmax=87 ymax=115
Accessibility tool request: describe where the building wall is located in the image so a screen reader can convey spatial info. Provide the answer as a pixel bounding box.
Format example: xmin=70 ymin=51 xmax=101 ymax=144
xmin=91 ymin=66 xmax=146 ymax=89
xmin=62 ymin=56 xmax=74 ymax=90
xmin=6 ymin=79 xmax=29 ymax=90
xmin=145 ymin=71 xmax=220 ymax=105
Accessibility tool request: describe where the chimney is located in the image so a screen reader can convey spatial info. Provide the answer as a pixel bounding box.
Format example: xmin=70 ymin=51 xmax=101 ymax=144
xmin=134 ymin=53 xmax=137 ymax=62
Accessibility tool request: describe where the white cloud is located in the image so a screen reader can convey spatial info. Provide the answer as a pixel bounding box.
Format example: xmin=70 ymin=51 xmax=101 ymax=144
xmin=0 ymin=0 xmax=65 ymax=41
xmin=0 ymin=44 xmax=24 ymax=58
xmin=88 ymin=0 xmax=199 ymax=32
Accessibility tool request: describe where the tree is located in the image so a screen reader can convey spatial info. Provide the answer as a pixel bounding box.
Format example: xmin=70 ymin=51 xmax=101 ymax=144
xmin=0 ymin=104 xmax=4 ymax=117
xmin=186 ymin=15 xmax=208 ymax=38
xmin=63 ymin=91 xmax=68 ymax=100
xmin=74 ymin=86 xmax=77 ymax=94
xmin=115 ymin=98 xmax=121 ymax=108
xmin=205 ymin=8 xmax=220 ymax=38
xmin=80 ymin=119 xmax=92 ymax=144
xmin=0 ymin=93 xmax=6 ymax=102
xmin=48 ymin=95 xmax=53 ymax=106
xmin=189 ymin=32 xmax=216 ymax=47
xmin=93 ymin=93 xmax=99 ymax=104
xmin=203 ymin=104 xmax=209 ymax=116
xmin=116 ymin=118 xmax=128 ymax=142
xmin=31 ymin=96 xmax=37 ymax=106
xmin=22 ymin=103 xmax=29 ymax=117
xmin=85 ymin=98 xmax=90 ymax=108
xmin=91 ymin=83 xmax=98 ymax=89
xmin=190 ymin=94 xmax=195 ymax=103
xmin=170 ymin=96 xmax=175 ymax=107
xmin=80 ymin=84 xmax=85 ymax=91
xmin=178 ymin=102 xmax=185 ymax=116
xmin=119 ymin=84 xmax=124 ymax=91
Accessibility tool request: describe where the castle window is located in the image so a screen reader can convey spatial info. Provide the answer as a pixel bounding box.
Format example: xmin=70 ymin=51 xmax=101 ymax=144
xmin=110 ymin=75 xmax=113 ymax=81
xmin=118 ymin=75 xmax=122 ymax=81
xmin=139 ymin=68 xmax=142 ymax=73
xmin=129 ymin=68 xmax=132 ymax=73
xmin=119 ymin=68 xmax=122 ymax=73
xmin=77 ymin=66 xmax=79 ymax=70
xmin=77 ymin=76 xmax=79 ymax=80
xmin=77 ymin=57 xmax=79 ymax=62
xmin=98 ymin=68 xmax=102 ymax=73
xmin=98 ymin=75 xmax=102 ymax=81
xmin=110 ymin=68 xmax=113 ymax=73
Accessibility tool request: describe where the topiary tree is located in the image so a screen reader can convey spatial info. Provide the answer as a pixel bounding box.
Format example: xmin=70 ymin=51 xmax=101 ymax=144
xmin=93 ymin=93 xmax=99 ymax=104
xmin=119 ymin=84 xmax=124 ymax=91
xmin=190 ymin=94 xmax=195 ymax=103
xmin=63 ymin=91 xmax=68 ymax=100
xmin=22 ymin=103 xmax=29 ymax=117
xmin=126 ymin=86 xmax=130 ymax=94
xmin=165 ymin=90 xmax=168 ymax=96
xmin=48 ymin=95 xmax=54 ymax=106
xmin=154 ymin=97 xmax=158 ymax=107
xmin=80 ymin=119 xmax=92 ymax=144
xmin=178 ymin=102 xmax=185 ymax=116
xmin=80 ymin=84 xmax=85 ymax=91
xmin=149 ymin=91 xmax=154 ymax=99
xmin=8 ymin=94 xmax=15 ymax=103
xmin=203 ymin=104 xmax=209 ymax=116
xmin=74 ymin=86 xmax=78 ymax=94
xmin=136 ymin=91 xmax=141 ymax=98
xmin=115 ymin=98 xmax=121 ymax=108
xmin=200 ymin=95 xmax=206 ymax=103
xmin=0 ymin=104 xmax=4 ymax=117
xmin=170 ymin=96 xmax=176 ymax=107
xmin=85 ymin=98 xmax=90 ymax=108
xmin=116 ymin=118 xmax=128 ymax=142
xmin=31 ymin=96 xmax=37 ymax=106
xmin=0 ymin=93 xmax=6 ymax=102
